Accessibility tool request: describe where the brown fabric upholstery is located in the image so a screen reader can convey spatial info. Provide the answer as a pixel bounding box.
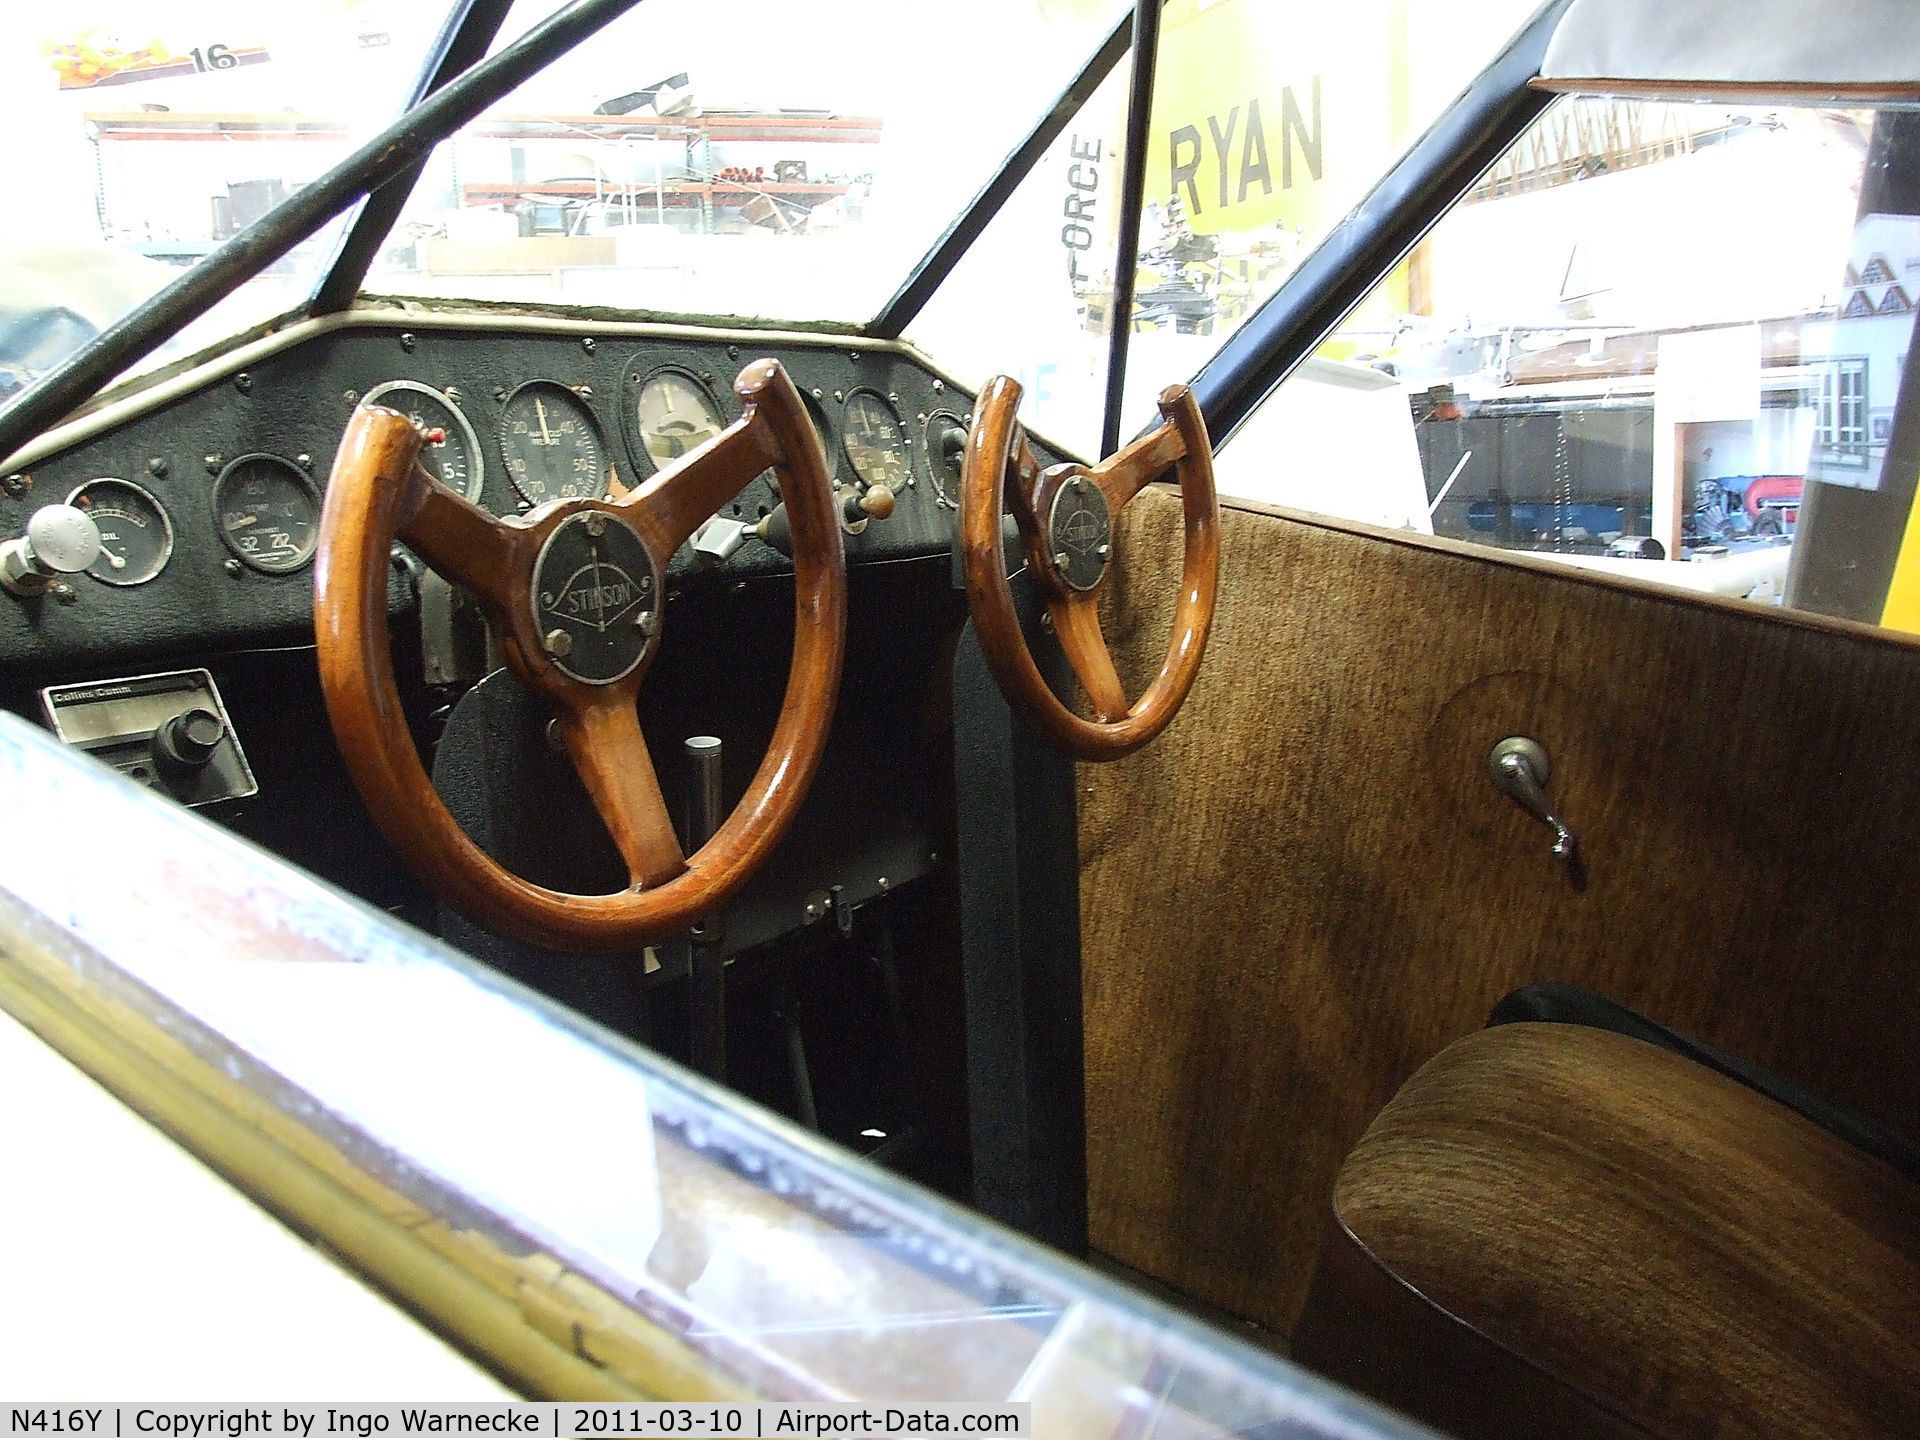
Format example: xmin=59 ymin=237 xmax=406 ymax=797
xmin=1294 ymin=1023 xmax=1920 ymax=1440
xmin=1081 ymin=489 xmax=1920 ymax=1336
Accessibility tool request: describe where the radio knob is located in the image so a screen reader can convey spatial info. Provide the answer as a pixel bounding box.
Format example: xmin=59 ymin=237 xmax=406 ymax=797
xmin=0 ymin=503 xmax=103 ymax=596
xmin=155 ymin=708 xmax=225 ymax=770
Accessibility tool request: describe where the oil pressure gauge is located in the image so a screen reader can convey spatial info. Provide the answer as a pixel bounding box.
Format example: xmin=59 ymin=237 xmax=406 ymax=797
xmin=67 ymin=477 xmax=174 ymax=585
xmin=213 ymin=454 xmax=321 ymax=574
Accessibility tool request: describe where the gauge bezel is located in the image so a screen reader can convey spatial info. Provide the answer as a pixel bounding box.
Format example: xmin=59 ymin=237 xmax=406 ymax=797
xmin=211 ymin=453 xmax=322 ymax=576
xmin=360 ymin=380 xmax=485 ymax=502
xmin=498 ymin=379 xmax=611 ymax=508
xmin=66 ymin=476 xmax=175 ymax=587
xmin=620 ymin=360 xmax=733 ymax=481
xmin=798 ymin=388 xmax=835 ymax=487
xmin=840 ymin=388 xmax=913 ymax=493
xmin=921 ymin=408 xmax=968 ymax=511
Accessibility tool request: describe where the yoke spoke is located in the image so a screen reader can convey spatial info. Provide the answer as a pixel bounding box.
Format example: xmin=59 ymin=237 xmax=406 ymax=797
xmin=553 ymin=695 xmax=687 ymax=890
xmin=1091 ymin=421 xmax=1185 ymax=514
xmin=396 ymin=472 xmax=523 ymax=608
xmin=622 ymin=417 xmax=783 ymax=558
xmin=1049 ymin=590 xmax=1129 ymax=721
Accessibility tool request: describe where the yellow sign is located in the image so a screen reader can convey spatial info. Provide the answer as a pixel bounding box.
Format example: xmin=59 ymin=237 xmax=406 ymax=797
xmin=1144 ymin=0 xmax=1410 ymax=240
xmin=1880 ymin=482 xmax=1920 ymax=635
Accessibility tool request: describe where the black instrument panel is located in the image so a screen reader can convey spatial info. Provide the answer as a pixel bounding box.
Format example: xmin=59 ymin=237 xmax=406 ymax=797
xmin=0 ymin=320 xmax=1036 ymax=676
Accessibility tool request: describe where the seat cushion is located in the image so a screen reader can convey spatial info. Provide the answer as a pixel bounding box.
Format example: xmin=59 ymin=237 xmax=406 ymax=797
xmin=1294 ymin=1023 xmax=1920 ymax=1440
xmin=1488 ymin=982 xmax=1920 ymax=1184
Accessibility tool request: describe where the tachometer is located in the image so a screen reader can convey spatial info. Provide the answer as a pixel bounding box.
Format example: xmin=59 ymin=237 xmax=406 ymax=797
xmin=213 ymin=454 xmax=321 ymax=575
xmin=500 ymin=380 xmax=608 ymax=507
xmin=634 ymin=367 xmax=728 ymax=472
xmin=361 ymin=380 xmax=484 ymax=502
xmin=67 ymin=478 xmax=173 ymax=586
xmin=842 ymin=390 xmax=911 ymax=491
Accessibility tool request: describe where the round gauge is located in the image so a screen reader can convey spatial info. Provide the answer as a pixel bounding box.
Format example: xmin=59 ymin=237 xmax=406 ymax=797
xmin=634 ymin=367 xmax=728 ymax=472
xmin=499 ymin=380 xmax=608 ymax=507
xmin=361 ymin=380 xmax=484 ymax=502
xmin=67 ymin=478 xmax=173 ymax=586
xmin=922 ymin=409 xmax=969 ymax=510
xmin=842 ymin=390 xmax=912 ymax=491
xmin=212 ymin=454 xmax=321 ymax=575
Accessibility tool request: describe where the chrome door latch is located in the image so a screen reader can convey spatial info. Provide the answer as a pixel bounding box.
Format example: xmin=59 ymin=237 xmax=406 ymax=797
xmin=1487 ymin=737 xmax=1581 ymax=871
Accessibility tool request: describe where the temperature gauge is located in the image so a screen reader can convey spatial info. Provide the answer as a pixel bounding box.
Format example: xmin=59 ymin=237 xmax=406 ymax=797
xmin=213 ymin=454 xmax=321 ymax=575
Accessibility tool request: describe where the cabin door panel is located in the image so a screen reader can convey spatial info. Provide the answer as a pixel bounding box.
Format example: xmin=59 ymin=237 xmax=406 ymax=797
xmin=1080 ymin=487 xmax=1920 ymax=1337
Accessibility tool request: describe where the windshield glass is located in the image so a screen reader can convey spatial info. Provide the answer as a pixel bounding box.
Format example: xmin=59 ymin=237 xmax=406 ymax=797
xmin=0 ymin=3 xmax=457 ymax=400
xmin=911 ymin=0 xmax=1543 ymax=455
xmin=362 ymin=0 xmax=1131 ymax=325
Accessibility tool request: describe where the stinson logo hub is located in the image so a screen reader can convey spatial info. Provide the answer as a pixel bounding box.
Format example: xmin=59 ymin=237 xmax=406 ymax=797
xmin=529 ymin=511 xmax=659 ymax=685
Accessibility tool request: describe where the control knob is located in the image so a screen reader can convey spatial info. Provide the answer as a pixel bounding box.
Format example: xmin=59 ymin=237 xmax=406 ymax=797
xmin=154 ymin=708 xmax=226 ymax=771
xmin=0 ymin=504 xmax=102 ymax=596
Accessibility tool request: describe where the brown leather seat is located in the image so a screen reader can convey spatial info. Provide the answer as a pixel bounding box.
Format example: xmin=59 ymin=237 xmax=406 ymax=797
xmin=1293 ymin=1023 xmax=1920 ymax=1439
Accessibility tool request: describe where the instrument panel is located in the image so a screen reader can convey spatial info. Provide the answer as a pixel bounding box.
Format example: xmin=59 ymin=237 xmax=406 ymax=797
xmin=0 ymin=318 xmax=1035 ymax=675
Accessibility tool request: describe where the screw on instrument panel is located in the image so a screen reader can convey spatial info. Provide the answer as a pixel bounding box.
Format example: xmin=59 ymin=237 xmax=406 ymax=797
xmin=888 ymin=393 xmax=900 ymax=406
xmin=701 ymin=371 xmax=715 ymax=384
xmin=51 ymin=581 xmax=76 ymax=605
xmin=1040 ymin=609 xmax=1055 ymax=633
xmin=932 ymin=380 xmax=944 ymax=393
xmin=204 ymin=455 xmax=223 ymax=475
xmin=343 ymin=390 xmax=359 ymax=405
xmin=810 ymin=387 xmax=824 ymax=399
xmin=296 ymin=454 xmax=313 ymax=472
xmin=1097 ymin=543 xmax=1111 ymax=558
xmin=581 ymin=337 xmax=596 ymax=355
xmin=444 ymin=386 xmax=463 ymax=406
xmin=399 ymin=333 xmax=417 ymax=353
xmin=876 ymin=876 xmax=890 ymax=893
xmin=849 ymin=351 xmax=861 ymax=363
xmin=575 ymin=384 xmax=593 ymax=400
xmin=234 ymin=372 xmax=252 ymax=394
xmin=542 ymin=628 xmax=573 ymax=658
xmin=1 ymin=474 xmax=29 ymax=497
xmin=584 ymin=513 xmax=606 ymax=537
xmin=146 ymin=457 xmax=168 ymax=480
xmin=1052 ymin=550 xmax=1070 ymax=569
xmin=494 ymin=386 xmax=508 ymax=401
xmin=223 ymin=557 xmax=243 ymax=577
xmin=634 ymin=608 xmax=656 ymax=634
xmin=727 ymin=345 xmax=740 ymax=361
xmin=833 ymin=389 xmax=844 ymax=403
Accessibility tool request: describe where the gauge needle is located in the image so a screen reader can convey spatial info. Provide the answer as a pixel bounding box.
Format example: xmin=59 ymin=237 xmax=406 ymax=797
xmin=536 ymin=397 xmax=553 ymax=445
xmin=106 ymin=551 xmax=126 ymax=569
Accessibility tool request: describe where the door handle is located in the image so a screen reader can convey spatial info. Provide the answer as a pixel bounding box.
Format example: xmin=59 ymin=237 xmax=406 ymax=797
xmin=1487 ymin=736 xmax=1580 ymax=870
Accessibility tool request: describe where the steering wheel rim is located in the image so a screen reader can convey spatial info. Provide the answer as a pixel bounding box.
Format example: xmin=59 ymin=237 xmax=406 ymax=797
xmin=960 ymin=377 xmax=1219 ymax=761
xmin=314 ymin=358 xmax=845 ymax=952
